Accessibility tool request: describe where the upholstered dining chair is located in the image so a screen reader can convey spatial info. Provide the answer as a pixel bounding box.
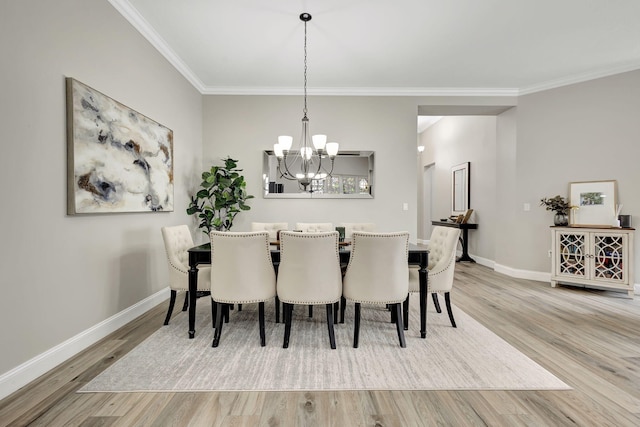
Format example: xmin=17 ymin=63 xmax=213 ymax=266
xmin=250 ymin=221 xmax=289 ymax=322
xmin=339 ymin=222 xmax=376 ymax=239
xmin=407 ymin=226 xmax=461 ymax=330
xmin=210 ymin=231 xmax=276 ymax=347
xmin=250 ymin=222 xmax=289 ymax=240
xmin=292 ymin=221 xmax=336 ymax=319
xmin=161 ymin=225 xmax=212 ymax=326
xmin=276 ymin=231 xmax=342 ymax=349
xmin=295 ymin=222 xmax=334 ymax=233
xmin=342 ymin=231 xmax=410 ymax=348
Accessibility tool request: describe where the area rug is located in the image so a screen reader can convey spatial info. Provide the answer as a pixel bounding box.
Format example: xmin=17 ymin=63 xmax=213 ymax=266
xmin=80 ymin=299 xmax=570 ymax=392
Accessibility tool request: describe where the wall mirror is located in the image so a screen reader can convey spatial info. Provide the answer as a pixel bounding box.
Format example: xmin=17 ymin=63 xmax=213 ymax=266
xmin=262 ymin=150 xmax=374 ymax=199
xmin=452 ymin=162 xmax=470 ymax=214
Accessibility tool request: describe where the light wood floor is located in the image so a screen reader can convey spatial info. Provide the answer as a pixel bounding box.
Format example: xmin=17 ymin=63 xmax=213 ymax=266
xmin=2 ymin=263 xmax=640 ymax=426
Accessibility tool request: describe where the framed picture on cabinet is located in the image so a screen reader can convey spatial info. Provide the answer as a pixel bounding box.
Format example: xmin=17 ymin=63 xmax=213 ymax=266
xmin=569 ymin=180 xmax=617 ymax=226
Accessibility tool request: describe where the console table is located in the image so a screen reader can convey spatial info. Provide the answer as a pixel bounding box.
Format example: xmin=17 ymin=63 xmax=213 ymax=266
xmin=431 ymin=220 xmax=477 ymax=262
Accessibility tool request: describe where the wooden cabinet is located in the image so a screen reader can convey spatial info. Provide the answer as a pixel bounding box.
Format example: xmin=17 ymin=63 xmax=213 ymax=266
xmin=550 ymin=227 xmax=635 ymax=298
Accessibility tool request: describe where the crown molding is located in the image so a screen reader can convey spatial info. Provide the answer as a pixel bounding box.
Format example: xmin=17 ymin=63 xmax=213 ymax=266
xmin=201 ymin=86 xmax=520 ymax=97
xmin=518 ymin=61 xmax=640 ymax=95
xmin=108 ymin=0 xmax=206 ymax=93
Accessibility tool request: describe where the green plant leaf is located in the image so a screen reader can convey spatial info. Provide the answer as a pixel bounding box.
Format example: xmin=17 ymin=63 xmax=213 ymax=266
xmin=195 ymin=189 xmax=209 ymax=199
xmin=186 ymin=156 xmax=253 ymax=233
xmin=225 ymin=158 xmax=238 ymax=169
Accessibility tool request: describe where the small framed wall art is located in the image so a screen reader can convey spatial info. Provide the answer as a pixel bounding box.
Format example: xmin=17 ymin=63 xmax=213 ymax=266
xmin=451 ymin=162 xmax=470 ymax=215
xmin=569 ymin=180 xmax=617 ymax=226
xmin=66 ymin=78 xmax=174 ymax=214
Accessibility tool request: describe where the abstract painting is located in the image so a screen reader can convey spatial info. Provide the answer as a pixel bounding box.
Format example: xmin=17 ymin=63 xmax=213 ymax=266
xmin=66 ymin=78 xmax=173 ymax=214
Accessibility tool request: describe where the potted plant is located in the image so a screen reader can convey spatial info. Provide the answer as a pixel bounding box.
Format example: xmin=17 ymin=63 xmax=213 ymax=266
xmin=540 ymin=195 xmax=570 ymax=226
xmin=187 ymin=157 xmax=254 ymax=235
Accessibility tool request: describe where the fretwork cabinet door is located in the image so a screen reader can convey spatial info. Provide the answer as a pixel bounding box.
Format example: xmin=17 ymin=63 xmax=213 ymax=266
xmin=551 ymin=227 xmax=634 ymax=298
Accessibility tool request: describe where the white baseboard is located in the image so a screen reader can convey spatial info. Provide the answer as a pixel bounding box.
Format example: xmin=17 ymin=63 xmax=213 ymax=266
xmin=0 ymin=288 xmax=169 ymax=401
xmin=466 ymin=254 xmax=494 ymax=269
xmin=493 ymin=262 xmax=639 ymax=294
xmin=494 ymin=263 xmax=551 ymax=282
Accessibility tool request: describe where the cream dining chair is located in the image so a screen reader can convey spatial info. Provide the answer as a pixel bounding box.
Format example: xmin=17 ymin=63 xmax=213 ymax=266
xmin=295 ymin=222 xmax=334 ymax=232
xmin=250 ymin=221 xmax=289 ymax=322
xmin=209 ymin=231 xmax=277 ymax=347
xmin=276 ymin=231 xmax=343 ymax=349
xmin=339 ymin=222 xmax=376 ymax=239
xmin=293 ymin=221 xmax=336 ymax=321
xmin=250 ymin=222 xmax=289 ymax=240
xmin=342 ymin=231 xmax=410 ymax=348
xmin=407 ymin=226 xmax=461 ymax=330
xmin=160 ymin=225 xmax=212 ymax=326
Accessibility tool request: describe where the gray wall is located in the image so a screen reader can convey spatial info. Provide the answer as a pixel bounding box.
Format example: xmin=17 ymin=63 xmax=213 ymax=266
xmin=512 ymin=70 xmax=640 ymax=274
xmin=495 ymin=107 xmax=518 ymax=268
xmin=0 ymin=0 xmax=202 ymax=375
xmin=201 ymin=95 xmax=419 ymax=238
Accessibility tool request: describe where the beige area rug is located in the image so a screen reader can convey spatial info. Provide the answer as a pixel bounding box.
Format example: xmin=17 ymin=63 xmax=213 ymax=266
xmin=80 ymin=298 xmax=570 ymax=392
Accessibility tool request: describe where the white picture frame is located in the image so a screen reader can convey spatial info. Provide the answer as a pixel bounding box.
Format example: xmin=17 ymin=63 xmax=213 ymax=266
xmin=569 ymin=180 xmax=617 ymax=226
xmin=451 ymin=162 xmax=470 ymax=215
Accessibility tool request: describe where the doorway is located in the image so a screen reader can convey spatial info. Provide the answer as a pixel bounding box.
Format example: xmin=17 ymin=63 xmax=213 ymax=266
xmin=422 ymin=164 xmax=434 ymax=243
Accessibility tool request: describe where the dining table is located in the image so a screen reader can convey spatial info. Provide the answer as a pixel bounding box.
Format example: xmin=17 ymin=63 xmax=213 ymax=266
xmin=187 ymin=242 xmax=429 ymax=339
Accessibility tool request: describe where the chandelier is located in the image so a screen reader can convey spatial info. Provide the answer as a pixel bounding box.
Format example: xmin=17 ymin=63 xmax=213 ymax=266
xmin=273 ymin=12 xmax=339 ymax=193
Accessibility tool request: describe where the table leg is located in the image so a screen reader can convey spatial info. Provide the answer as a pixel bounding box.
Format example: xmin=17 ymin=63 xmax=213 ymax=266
xmin=419 ymin=258 xmax=428 ymax=339
xmin=457 ymin=228 xmax=476 ymax=263
xmin=188 ymin=264 xmax=198 ymax=339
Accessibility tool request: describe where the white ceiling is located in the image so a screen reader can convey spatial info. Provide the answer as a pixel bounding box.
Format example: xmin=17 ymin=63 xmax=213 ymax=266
xmin=111 ymin=0 xmax=640 ymax=96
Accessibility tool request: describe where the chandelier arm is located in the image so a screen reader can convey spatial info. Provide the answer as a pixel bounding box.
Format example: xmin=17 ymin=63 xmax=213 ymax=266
xmin=325 ymin=157 xmax=336 ymax=176
xmin=311 ymin=155 xmax=335 ymax=179
xmin=277 ymin=165 xmax=297 ymax=181
xmin=311 ymin=156 xmax=322 ymax=178
xmin=278 ymin=155 xmax=299 ymax=181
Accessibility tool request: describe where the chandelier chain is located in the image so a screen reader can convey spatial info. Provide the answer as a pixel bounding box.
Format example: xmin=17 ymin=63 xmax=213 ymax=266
xmin=303 ymin=19 xmax=308 ymax=118
xmin=271 ymin=12 xmax=338 ymax=193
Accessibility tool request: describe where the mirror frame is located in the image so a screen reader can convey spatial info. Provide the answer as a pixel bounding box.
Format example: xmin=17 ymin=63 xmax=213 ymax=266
xmin=262 ymin=150 xmax=374 ymax=199
xmin=451 ymin=162 xmax=470 ymax=214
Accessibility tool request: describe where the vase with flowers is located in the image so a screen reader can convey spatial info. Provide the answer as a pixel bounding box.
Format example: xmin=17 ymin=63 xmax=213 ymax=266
xmin=540 ymin=195 xmax=571 ymax=226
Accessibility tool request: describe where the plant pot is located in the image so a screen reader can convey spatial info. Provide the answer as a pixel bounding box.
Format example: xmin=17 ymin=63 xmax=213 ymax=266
xmin=554 ymin=213 xmax=569 ymax=226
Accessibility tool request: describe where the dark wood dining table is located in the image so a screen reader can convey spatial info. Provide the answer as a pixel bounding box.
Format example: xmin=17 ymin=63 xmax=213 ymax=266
xmin=187 ymin=242 xmax=429 ymax=339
